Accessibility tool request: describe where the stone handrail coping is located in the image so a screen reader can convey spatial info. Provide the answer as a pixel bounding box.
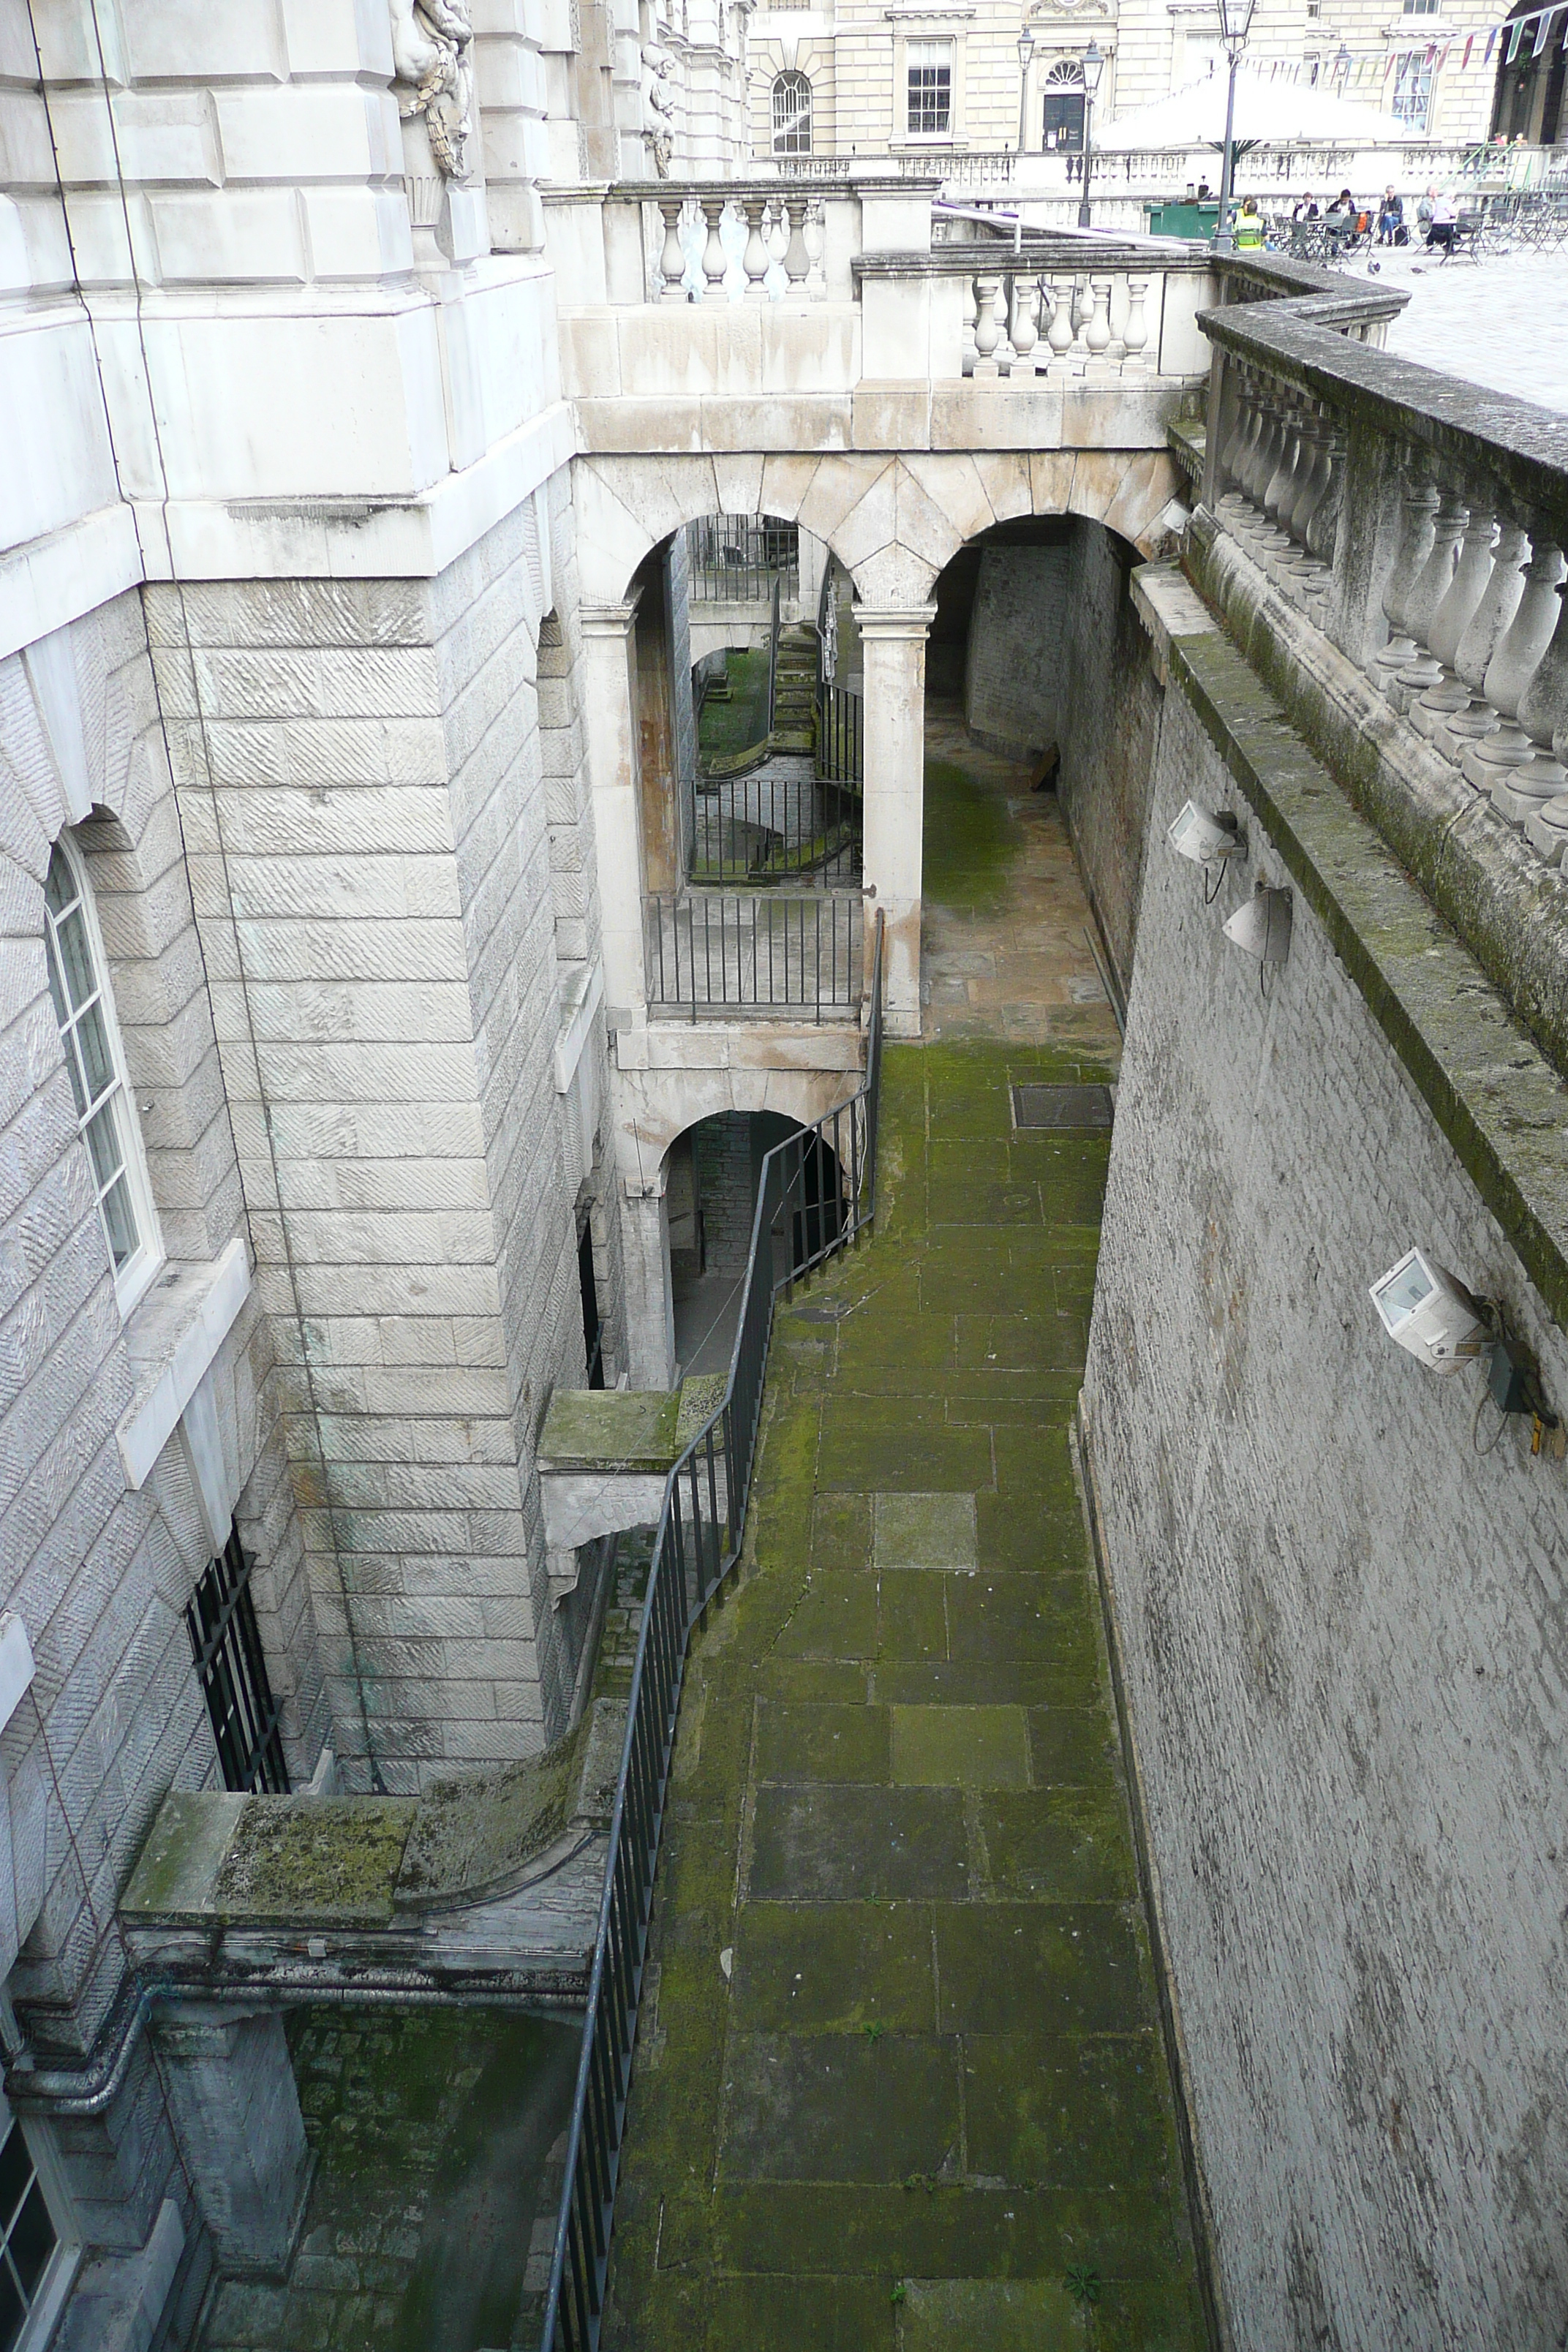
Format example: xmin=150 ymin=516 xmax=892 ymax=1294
xmin=121 ymin=1697 xmax=627 ymax=1929
xmin=855 ymin=240 xmax=1224 ymax=278
xmin=538 ymin=1374 xmax=727 ymax=1474
xmin=1200 ymin=259 xmax=1568 ymax=515
xmin=541 ymin=177 xmax=949 ymax=202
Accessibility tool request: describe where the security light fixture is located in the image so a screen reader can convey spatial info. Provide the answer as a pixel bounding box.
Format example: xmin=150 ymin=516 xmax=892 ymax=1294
xmin=1221 ymin=882 xmax=1292 ymax=963
xmin=1169 ymin=801 xmax=1245 ymax=867
xmin=1370 ymin=1248 xmax=1488 ymax=1372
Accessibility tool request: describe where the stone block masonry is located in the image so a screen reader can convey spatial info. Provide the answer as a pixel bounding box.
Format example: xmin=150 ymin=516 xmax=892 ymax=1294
xmin=962 ymin=539 xmax=1069 ymax=760
xmin=147 ymin=489 xmax=607 ymax=1791
xmin=1081 ymin=603 xmax=1568 ymax=2348
xmin=1059 ymin=521 xmax=1162 ymax=998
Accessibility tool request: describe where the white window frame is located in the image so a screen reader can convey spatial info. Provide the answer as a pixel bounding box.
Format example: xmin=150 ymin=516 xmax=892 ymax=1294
xmin=1390 ymin=42 xmax=1435 ymax=125
xmin=905 ymin=37 xmax=954 ymax=137
xmin=42 ymin=837 xmax=162 ymax=1319
xmin=0 ymin=2091 xmax=80 ymax=2352
xmin=771 ymin=67 xmax=813 ymax=153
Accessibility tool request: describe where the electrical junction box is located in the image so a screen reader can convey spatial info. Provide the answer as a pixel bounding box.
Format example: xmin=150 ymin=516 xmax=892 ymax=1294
xmin=1488 ymin=1335 xmax=1534 ymax=1415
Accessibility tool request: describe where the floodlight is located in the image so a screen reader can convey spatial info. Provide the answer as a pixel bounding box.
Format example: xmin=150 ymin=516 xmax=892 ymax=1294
xmin=1168 ymin=802 xmax=1245 ymax=866
xmin=1370 ymin=1247 xmax=1488 ymax=1372
xmin=1222 ymin=883 xmax=1292 ymax=963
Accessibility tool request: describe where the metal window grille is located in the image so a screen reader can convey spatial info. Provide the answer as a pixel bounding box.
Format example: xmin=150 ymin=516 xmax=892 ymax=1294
xmin=42 ymin=842 xmax=147 ymax=1287
xmin=772 ymin=68 xmax=813 ymax=153
xmin=186 ymin=1531 xmax=290 ymax=1795
xmin=0 ymin=2118 xmax=59 ymax=2352
xmin=686 ymin=516 xmax=799 ymax=604
xmin=907 ymin=40 xmax=952 ymax=134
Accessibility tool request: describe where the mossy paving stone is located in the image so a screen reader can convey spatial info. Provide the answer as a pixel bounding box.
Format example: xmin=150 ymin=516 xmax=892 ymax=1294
xmin=602 ymin=1040 xmax=1202 ymax=2348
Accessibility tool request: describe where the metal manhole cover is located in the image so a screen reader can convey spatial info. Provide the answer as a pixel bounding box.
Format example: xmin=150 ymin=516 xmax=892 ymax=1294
xmin=1011 ymin=1083 xmax=1114 ymax=1131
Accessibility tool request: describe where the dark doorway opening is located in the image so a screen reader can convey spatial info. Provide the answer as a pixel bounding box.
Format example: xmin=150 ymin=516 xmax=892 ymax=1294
xmin=578 ymin=1223 xmax=605 ymax=1389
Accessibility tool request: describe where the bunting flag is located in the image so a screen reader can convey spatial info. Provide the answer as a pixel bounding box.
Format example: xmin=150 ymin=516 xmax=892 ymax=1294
xmin=1384 ymin=49 xmax=1396 ymax=75
xmin=1507 ymin=19 xmax=1525 ymax=59
xmin=1438 ymin=41 xmax=1451 ymax=65
xmin=1423 ymin=41 xmax=1436 ymax=62
xmin=1533 ymin=7 xmax=1553 ymax=51
xmin=1484 ymin=26 xmax=1498 ymax=59
xmin=1461 ymin=32 xmax=1474 ymax=65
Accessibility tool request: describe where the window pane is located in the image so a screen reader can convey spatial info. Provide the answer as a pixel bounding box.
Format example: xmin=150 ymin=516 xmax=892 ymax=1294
xmin=75 ymin=1000 xmax=115 ymax=1108
xmin=7 ymin=2182 xmax=55 ymax=2304
xmin=42 ymin=930 xmax=69 ymax=1033
xmin=0 ymin=2260 xmax=23 ymax=2352
xmin=85 ymin=1099 xmax=127 ymax=1195
xmin=42 ymin=848 xmax=73 ymax=923
xmin=54 ymin=906 xmax=96 ymax=1017
xmin=99 ymin=1172 xmax=139 ymax=1272
xmin=0 ymin=2132 xmax=29 ymax=2239
xmin=59 ymin=1030 xmax=88 ymax=1123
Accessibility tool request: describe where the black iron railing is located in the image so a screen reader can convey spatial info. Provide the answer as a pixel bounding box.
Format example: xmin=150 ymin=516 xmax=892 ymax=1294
xmin=186 ymin=1529 xmax=290 ymax=1795
xmin=688 ymin=774 xmax=861 ymax=884
xmin=687 ymin=515 xmax=800 ymax=604
xmin=644 ymin=889 xmax=862 ymax=1021
xmin=763 ymin=570 xmax=781 ymax=740
xmin=540 ymin=913 xmax=886 ymax=2352
xmin=818 ymin=681 xmax=864 ymax=790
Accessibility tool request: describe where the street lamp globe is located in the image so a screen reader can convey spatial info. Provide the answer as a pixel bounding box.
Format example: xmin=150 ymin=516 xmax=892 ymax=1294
xmin=1016 ymin=23 xmax=1036 ymax=152
xmin=1080 ymin=37 xmax=1104 ymax=93
xmin=1210 ymin=0 xmax=1256 ymax=253
xmin=1215 ymin=0 xmax=1258 ymax=54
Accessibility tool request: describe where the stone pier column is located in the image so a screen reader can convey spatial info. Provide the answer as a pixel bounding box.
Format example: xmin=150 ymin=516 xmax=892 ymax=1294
xmin=151 ymin=2003 xmax=309 ymax=2275
xmin=618 ymin=1180 xmax=676 ymax=1390
xmin=859 ymin=604 xmax=936 ymax=1037
xmin=580 ymin=599 xmax=649 ymax=1033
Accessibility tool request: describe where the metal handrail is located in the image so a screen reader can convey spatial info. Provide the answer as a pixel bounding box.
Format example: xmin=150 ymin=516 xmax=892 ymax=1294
xmin=764 ymin=570 xmax=781 ymax=741
xmin=540 ymin=911 xmax=886 ymax=2352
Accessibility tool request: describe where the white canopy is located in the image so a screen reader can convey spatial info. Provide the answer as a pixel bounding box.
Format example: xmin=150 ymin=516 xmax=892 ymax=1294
xmin=1098 ymin=66 xmax=1416 ymax=150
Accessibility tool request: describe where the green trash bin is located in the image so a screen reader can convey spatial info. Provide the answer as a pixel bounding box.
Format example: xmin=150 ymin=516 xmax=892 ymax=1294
xmin=1145 ymin=200 xmax=1221 ymax=241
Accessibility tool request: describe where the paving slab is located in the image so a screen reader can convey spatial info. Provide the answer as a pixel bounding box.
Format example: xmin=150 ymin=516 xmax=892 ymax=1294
xmin=600 ymin=728 xmax=1202 ymax=2348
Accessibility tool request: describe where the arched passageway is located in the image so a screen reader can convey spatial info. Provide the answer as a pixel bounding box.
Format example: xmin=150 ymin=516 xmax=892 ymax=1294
xmin=666 ymin=1108 xmax=832 ymax=1374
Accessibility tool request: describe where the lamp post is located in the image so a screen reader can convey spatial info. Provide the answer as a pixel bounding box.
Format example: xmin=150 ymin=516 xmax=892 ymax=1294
xmin=1077 ymin=39 xmax=1104 ymax=228
xmin=1212 ymin=0 xmax=1259 ymax=252
xmin=1017 ymin=24 xmax=1035 ymax=154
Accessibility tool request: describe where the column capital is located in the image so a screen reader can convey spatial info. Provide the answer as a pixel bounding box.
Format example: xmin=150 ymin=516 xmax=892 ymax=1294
xmin=579 ymin=594 xmax=643 ymax=639
xmin=855 ymin=603 xmax=938 ymax=641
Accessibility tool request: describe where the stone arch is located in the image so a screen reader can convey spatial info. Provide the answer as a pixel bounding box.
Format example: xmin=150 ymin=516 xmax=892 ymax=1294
xmin=572 ymin=448 xmax=1183 ymax=613
xmin=613 ymin=1058 xmax=862 ymax=1192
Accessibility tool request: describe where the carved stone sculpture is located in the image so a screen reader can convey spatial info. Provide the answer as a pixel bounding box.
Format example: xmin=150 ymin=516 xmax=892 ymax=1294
xmin=391 ymin=0 xmax=475 ymax=180
xmin=641 ymin=45 xmax=677 ymax=178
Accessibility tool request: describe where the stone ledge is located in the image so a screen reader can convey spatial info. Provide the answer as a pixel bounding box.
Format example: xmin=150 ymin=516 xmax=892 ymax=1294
xmin=116 ymin=1240 xmax=251 ymax=1491
xmin=1187 ymin=513 xmax=1568 ymax=1079
xmin=1152 ymin=577 xmax=1568 ymax=1333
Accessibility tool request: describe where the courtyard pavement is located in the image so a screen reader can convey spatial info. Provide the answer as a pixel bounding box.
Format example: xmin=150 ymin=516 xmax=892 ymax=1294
xmin=1343 ymin=244 xmax=1568 ymax=414
xmin=600 ymin=742 xmax=1205 ymax=2345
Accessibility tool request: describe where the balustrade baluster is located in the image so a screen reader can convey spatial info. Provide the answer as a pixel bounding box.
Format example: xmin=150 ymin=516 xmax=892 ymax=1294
xmin=1462 ymin=525 xmax=1566 ymax=794
xmin=1082 ymin=277 xmax=1112 ymax=375
xmin=1438 ymin=519 xmax=1528 ymax=753
xmin=1009 ymin=273 xmax=1041 ymax=376
xmin=1391 ymin=489 xmax=1467 ymax=711
xmin=1217 ymin=374 xmax=1262 ymax=516
xmin=1411 ymin=497 xmax=1499 ymax=737
xmin=1046 ymin=274 xmax=1077 ymax=376
xmin=741 ymin=196 xmax=771 ymax=302
xmin=973 ymin=274 xmax=1002 ymax=381
xmin=1240 ymin=387 xmax=1286 ymax=522
xmin=1304 ymin=423 xmax=1347 ymax=571
xmin=700 ymin=197 xmax=728 ymax=304
xmin=657 ymin=197 xmax=687 ymax=301
xmin=804 ymin=199 xmax=826 ymax=294
xmin=1500 ymin=565 xmax=1568 ymax=818
xmin=1369 ymin=466 xmax=1439 ymax=694
xmin=782 ymin=197 xmax=810 ymax=295
xmin=1122 ymin=275 xmax=1150 ymax=374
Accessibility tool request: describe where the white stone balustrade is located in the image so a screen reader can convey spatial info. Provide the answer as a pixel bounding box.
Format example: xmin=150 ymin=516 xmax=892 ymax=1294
xmin=1205 ymin=311 xmax=1568 ymax=879
xmin=542 ymin=182 xmax=1220 ymax=437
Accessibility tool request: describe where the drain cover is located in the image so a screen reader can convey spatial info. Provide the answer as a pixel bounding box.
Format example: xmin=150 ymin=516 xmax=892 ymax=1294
xmin=1011 ymin=1083 xmax=1114 ymax=1131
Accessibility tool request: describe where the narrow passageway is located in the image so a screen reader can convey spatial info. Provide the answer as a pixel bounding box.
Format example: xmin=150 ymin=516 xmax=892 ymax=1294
xmin=603 ymin=725 xmax=1205 ymax=2347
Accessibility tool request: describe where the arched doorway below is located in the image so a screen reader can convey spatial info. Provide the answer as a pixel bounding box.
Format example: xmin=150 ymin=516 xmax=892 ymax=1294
xmin=666 ymin=1110 xmax=842 ymax=1373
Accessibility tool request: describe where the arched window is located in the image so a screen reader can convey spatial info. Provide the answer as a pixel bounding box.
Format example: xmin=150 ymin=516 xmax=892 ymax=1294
xmin=1042 ymin=57 xmax=1086 ymax=152
xmin=772 ymin=69 xmax=813 ymax=154
xmin=42 ymin=838 xmax=160 ymax=1312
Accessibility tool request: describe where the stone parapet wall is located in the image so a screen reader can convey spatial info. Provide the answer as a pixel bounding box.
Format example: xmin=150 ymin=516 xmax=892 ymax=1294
xmin=1058 ymin=521 xmax=1164 ymax=995
xmin=1079 ymin=585 xmax=1568 ymax=2348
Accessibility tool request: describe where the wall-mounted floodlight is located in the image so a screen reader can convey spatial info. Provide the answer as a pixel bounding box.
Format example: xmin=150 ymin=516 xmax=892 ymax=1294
xmin=1169 ymin=802 xmax=1245 ymax=868
xmin=1222 ymin=883 xmax=1292 ymax=964
xmin=1370 ymin=1248 xmax=1488 ymax=1373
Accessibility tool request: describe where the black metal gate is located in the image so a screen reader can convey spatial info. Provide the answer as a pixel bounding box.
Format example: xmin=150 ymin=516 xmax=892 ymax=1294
xmin=186 ymin=1529 xmax=290 ymax=1795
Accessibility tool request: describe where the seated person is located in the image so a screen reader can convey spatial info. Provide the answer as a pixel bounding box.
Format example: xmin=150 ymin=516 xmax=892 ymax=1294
xmin=1236 ymin=193 xmax=1264 ymax=246
xmin=1324 ymin=188 xmax=1356 ymax=246
xmin=1417 ymin=185 xmax=1436 ymax=234
xmin=1427 ymin=190 xmax=1458 ymax=250
xmin=1377 ymin=186 xmax=1404 ymax=244
xmin=1291 ymin=192 xmax=1320 ymax=222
